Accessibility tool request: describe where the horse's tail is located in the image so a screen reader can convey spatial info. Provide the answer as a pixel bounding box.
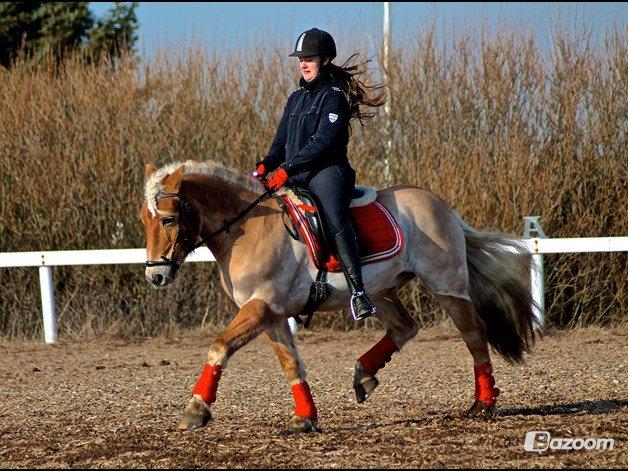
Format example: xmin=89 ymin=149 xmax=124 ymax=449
xmin=454 ymin=213 xmax=541 ymax=363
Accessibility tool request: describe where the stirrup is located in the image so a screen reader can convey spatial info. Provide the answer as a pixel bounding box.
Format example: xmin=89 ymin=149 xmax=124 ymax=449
xmin=350 ymin=291 xmax=378 ymax=321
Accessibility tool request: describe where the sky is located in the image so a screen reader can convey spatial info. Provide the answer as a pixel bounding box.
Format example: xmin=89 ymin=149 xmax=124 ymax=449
xmin=89 ymin=2 xmax=626 ymax=59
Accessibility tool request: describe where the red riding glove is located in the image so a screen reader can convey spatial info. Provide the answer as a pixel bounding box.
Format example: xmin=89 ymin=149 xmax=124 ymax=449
xmin=252 ymin=163 xmax=267 ymax=181
xmin=266 ymin=168 xmax=289 ymax=192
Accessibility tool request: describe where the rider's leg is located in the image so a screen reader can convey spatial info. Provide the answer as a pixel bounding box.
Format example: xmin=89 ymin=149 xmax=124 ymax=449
xmin=332 ymin=220 xmax=378 ymax=319
xmin=307 ymin=164 xmax=377 ymax=320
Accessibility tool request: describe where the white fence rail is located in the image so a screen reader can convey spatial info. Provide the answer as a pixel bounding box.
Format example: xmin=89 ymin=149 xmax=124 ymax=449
xmin=1 ymin=247 xmax=216 ymax=343
xmin=1 ymin=234 xmax=626 ymax=344
xmin=523 ymin=236 xmax=628 ymax=328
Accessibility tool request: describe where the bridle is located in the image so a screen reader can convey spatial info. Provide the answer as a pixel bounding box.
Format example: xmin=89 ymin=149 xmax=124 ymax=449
xmin=145 ymin=188 xmax=273 ymax=269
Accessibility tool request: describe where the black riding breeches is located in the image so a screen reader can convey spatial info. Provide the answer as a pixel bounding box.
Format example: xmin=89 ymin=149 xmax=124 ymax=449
xmin=292 ymin=163 xmax=356 ymax=236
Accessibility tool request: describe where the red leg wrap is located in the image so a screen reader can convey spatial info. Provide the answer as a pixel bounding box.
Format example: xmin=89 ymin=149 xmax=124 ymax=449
xmin=291 ymin=381 xmax=317 ymax=421
xmin=474 ymin=361 xmax=500 ymax=407
xmin=357 ymin=334 xmax=399 ymax=376
xmin=191 ymin=364 xmax=222 ymax=405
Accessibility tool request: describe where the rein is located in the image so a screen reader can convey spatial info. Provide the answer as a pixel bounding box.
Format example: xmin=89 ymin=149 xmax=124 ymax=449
xmin=192 ymin=188 xmax=273 ymax=251
xmin=145 ymin=188 xmax=273 ymax=268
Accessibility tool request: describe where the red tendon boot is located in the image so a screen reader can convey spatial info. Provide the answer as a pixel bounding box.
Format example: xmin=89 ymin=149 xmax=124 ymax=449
xmin=357 ymin=334 xmax=398 ymax=375
xmin=353 ymin=334 xmax=399 ymax=404
xmin=473 ymin=360 xmax=500 ymax=410
xmin=192 ymin=363 xmax=223 ymax=405
xmin=179 ymin=363 xmax=223 ymax=429
xmin=289 ymin=381 xmax=319 ymax=432
xmin=291 ymin=381 xmax=317 ymax=421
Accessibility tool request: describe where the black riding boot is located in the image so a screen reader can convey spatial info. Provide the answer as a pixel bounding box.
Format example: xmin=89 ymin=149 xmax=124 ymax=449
xmin=333 ymin=221 xmax=378 ymax=320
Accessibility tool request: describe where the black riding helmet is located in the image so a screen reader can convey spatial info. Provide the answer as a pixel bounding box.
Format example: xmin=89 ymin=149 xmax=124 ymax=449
xmin=289 ymin=28 xmax=337 ymax=61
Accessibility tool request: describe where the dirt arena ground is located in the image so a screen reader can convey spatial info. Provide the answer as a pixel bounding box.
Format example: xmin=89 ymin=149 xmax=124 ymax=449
xmin=1 ymin=324 xmax=626 ymax=468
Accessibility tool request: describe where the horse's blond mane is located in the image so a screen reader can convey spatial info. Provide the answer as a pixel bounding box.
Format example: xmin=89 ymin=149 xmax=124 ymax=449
xmin=145 ymin=160 xmax=264 ymax=216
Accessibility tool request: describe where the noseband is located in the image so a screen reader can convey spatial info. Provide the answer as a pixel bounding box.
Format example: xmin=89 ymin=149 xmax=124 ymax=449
xmin=145 ymin=189 xmax=273 ymax=269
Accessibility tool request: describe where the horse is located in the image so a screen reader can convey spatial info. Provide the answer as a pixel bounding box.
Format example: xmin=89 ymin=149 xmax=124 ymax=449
xmin=139 ymin=160 xmax=539 ymax=433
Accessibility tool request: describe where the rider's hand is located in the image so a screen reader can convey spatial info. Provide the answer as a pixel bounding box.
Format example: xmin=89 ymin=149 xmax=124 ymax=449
xmin=252 ymin=163 xmax=267 ymax=181
xmin=266 ymin=167 xmax=288 ymax=192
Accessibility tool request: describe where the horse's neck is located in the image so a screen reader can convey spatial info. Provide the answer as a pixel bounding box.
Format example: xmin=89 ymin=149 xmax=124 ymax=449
xmin=182 ymin=174 xmax=262 ymax=262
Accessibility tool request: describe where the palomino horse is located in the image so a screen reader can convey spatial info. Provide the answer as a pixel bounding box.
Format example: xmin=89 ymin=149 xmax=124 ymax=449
xmin=140 ymin=160 xmax=538 ymax=432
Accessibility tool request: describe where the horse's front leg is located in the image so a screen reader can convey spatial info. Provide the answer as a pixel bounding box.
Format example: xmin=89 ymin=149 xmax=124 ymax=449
xmin=178 ymin=298 xmax=278 ymax=430
xmin=263 ymin=320 xmax=319 ymax=433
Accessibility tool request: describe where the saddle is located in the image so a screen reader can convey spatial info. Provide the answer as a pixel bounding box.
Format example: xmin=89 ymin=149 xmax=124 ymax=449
xmin=274 ymin=184 xmax=403 ymax=327
xmin=276 ymin=185 xmax=404 ymax=272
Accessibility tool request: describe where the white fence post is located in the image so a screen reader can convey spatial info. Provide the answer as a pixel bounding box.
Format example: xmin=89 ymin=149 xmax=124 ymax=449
xmin=39 ymin=265 xmax=57 ymax=344
xmin=523 ymin=216 xmax=546 ymax=328
xmin=530 ymin=252 xmax=545 ymax=327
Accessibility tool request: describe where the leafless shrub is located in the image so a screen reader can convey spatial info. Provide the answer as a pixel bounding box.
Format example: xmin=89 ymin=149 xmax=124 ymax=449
xmin=0 ymin=24 xmax=625 ymax=340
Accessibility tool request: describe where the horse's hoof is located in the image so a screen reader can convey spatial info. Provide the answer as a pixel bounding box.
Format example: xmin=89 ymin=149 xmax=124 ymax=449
xmin=354 ymin=375 xmax=380 ymax=403
xmin=281 ymin=415 xmax=321 ymax=434
xmin=177 ymin=396 xmax=212 ymax=430
xmin=462 ymin=400 xmax=497 ymax=418
xmin=353 ymin=362 xmax=380 ymax=404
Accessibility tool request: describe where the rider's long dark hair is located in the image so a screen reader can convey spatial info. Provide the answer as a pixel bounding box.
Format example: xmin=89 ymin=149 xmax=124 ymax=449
xmin=326 ymin=53 xmax=388 ymax=128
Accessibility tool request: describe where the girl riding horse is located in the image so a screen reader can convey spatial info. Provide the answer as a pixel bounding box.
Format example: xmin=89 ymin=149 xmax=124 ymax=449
xmin=253 ymin=28 xmax=387 ymax=321
xmin=141 ymin=28 xmax=538 ymax=434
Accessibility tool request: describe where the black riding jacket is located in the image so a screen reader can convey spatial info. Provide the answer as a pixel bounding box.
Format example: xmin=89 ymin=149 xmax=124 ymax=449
xmin=259 ymin=69 xmax=350 ymax=180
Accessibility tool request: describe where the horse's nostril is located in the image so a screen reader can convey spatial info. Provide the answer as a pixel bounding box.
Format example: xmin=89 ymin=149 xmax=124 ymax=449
xmin=153 ymin=273 xmax=164 ymax=285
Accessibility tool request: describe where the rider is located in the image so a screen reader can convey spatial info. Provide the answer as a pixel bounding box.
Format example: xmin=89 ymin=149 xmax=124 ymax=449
xmin=253 ymin=28 xmax=387 ymax=320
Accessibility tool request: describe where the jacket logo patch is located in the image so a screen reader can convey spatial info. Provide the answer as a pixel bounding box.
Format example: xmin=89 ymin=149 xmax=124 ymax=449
xmin=328 ymin=113 xmax=338 ymax=123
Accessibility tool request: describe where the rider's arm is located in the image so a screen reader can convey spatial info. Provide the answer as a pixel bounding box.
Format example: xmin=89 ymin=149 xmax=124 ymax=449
xmin=280 ymin=89 xmax=349 ymax=177
xmin=257 ymin=95 xmax=293 ymax=173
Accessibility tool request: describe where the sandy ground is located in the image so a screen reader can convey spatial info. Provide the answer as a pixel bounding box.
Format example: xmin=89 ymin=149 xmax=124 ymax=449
xmin=0 ymin=324 xmax=626 ymax=468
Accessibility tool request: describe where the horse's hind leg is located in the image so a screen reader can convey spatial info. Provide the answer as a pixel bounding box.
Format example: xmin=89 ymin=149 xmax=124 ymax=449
xmin=263 ymin=320 xmax=319 ymax=433
xmin=434 ymin=294 xmax=500 ymax=416
xmin=354 ymin=291 xmax=419 ymax=403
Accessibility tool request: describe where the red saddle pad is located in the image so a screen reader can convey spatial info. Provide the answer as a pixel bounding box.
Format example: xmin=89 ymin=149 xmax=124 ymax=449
xmin=281 ymin=196 xmax=403 ymax=273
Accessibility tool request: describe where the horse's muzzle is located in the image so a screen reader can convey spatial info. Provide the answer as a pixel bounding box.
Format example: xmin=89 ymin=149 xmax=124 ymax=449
xmin=145 ymin=265 xmax=178 ymax=288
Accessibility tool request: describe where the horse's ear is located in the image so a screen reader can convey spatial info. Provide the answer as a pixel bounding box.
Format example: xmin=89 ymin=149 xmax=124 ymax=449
xmin=162 ymin=166 xmax=184 ymax=193
xmin=145 ymin=163 xmax=157 ymax=181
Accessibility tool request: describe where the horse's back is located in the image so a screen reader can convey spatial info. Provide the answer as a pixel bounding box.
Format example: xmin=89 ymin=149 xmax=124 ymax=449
xmin=375 ymin=184 xmax=463 ymax=238
xmin=375 ymin=184 xmax=471 ymax=298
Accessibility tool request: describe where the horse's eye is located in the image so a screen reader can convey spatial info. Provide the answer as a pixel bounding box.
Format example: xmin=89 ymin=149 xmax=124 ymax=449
xmin=161 ymin=217 xmax=177 ymax=227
